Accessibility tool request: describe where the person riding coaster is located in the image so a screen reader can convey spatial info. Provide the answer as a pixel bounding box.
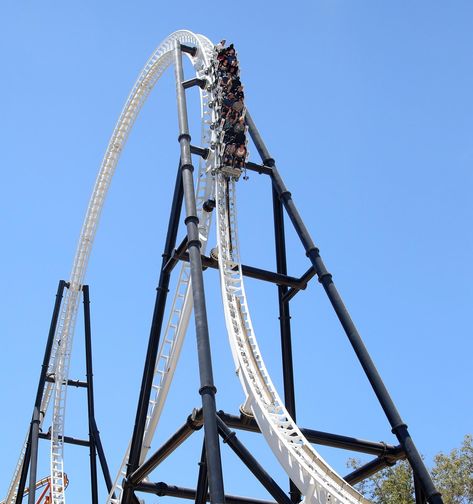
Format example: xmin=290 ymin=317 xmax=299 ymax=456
xmin=211 ymin=40 xmax=249 ymax=180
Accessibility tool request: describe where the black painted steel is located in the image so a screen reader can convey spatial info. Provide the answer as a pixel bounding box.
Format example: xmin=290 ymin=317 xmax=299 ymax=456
xmin=128 ymin=410 xmax=203 ymax=486
xmin=174 ymin=41 xmax=225 ymax=504
xmin=179 ymin=252 xmax=306 ymax=289
xmin=23 ymin=280 xmax=67 ymax=504
xmin=15 ymin=430 xmax=32 ymax=504
xmin=38 ymin=432 xmax=90 ymax=447
xmin=190 ymin=145 xmax=210 ymax=159
xmin=282 ymin=266 xmax=316 ymax=303
xmin=344 ymin=454 xmax=401 ymax=485
xmin=246 ymin=110 xmax=443 ymax=504
xmin=415 ymin=475 xmax=427 ymax=504
xmin=216 ymin=417 xmax=292 ymax=504
xmin=272 ymin=189 xmax=300 ymax=504
xmin=183 ymin=78 xmax=207 ymax=89
xmin=163 ymin=236 xmax=188 ymax=274
xmin=203 ymin=199 xmax=216 ymax=213
xmin=91 ymin=417 xmax=115 ymax=496
xmin=239 ymin=264 xmax=305 ymax=289
xmin=45 ymin=376 xmax=88 ymax=388
xmin=121 ymin=161 xmax=184 ymax=504
xmin=188 ymin=149 xmax=274 ymax=176
xmin=217 ymin=411 xmax=401 ymax=457
xmin=83 ymin=285 xmax=98 ymax=504
xmin=135 ymin=482 xmax=276 ymax=504
xmin=195 ymin=440 xmax=209 ymax=504
xmin=181 ymin=44 xmax=197 ymax=56
xmin=245 ymin=161 xmax=273 ymax=176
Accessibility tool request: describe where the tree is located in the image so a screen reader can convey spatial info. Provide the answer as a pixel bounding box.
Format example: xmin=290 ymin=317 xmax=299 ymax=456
xmin=431 ymin=434 xmax=473 ymax=503
xmin=348 ymin=435 xmax=473 ymax=504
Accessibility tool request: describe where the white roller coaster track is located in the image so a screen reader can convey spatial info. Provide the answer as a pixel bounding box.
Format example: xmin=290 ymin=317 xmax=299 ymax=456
xmin=106 ymin=34 xmax=218 ymax=502
xmin=5 ymin=30 xmax=217 ymax=504
xmin=5 ymin=30 xmax=370 ymax=504
xmin=215 ymin=175 xmax=370 ymax=504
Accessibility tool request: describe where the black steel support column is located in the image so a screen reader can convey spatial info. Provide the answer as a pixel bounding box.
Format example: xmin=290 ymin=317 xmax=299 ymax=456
xmin=344 ymin=454 xmax=404 ymax=485
xmin=128 ymin=410 xmax=203 ymax=486
xmin=38 ymin=432 xmax=90 ymax=447
xmin=216 ymin=417 xmax=292 ymax=504
xmin=217 ymin=410 xmax=403 ymax=458
xmin=45 ymin=376 xmax=88 ymax=388
xmin=15 ymin=430 xmax=32 ymax=504
xmin=122 ymin=160 xmax=184 ymax=504
xmin=179 ymin=251 xmax=306 ymax=289
xmin=83 ymin=285 xmax=99 ymax=504
xmin=91 ymin=417 xmax=115 ymax=496
xmin=246 ymin=111 xmax=443 ymax=504
xmin=174 ymin=41 xmax=225 ymax=504
xmin=195 ymin=440 xmax=209 ymax=504
xmin=272 ymin=190 xmax=299 ymax=503
xmin=21 ymin=280 xmax=67 ymax=504
xmin=415 ymin=475 xmax=427 ymax=504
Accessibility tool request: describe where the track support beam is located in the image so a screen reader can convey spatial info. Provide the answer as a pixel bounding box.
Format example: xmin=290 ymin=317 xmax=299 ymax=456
xmin=174 ymin=41 xmax=225 ymax=504
xmin=128 ymin=410 xmax=203 ymax=486
xmin=121 ymin=158 xmax=184 ymax=504
xmin=83 ymin=285 xmax=99 ymax=504
xmin=181 ymin=44 xmax=197 ymax=56
xmin=415 ymin=474 xmax=427 ymax=504
xmin=195 ymin=440 xmax=209 ymax=504
xmin=45 ymin=376 xmax=88 ymax=388
xmin=183 ymin=78 xmax=207 ymax=89
xmin=272 ymin=188 xmax=300 ymax=503
xmin=216 ymin=417 xmax=292 ymax=504
xmin=181 ymin=251 xmax=307 ymax=289
xmin=282 ymin=266 xmax=316 ymax=303
xmin=246 ymin=110 xmax=443 ymax=504
xmin=217 ymin=411 xmax=402 ymax=457
xmin=190 ymin=145 xmax=210 ymax=159
xmin=135 ymin=482 xmax=276 ymax=504
xmin=90 ymin=417 xmax=115 ymax=496
xmin=18 ymin=280 xmax=67 ymax=504
xmin=38 ymin=432 xmax=90 ymax=447
xmin=344 ymin=453 xmax=402 ymax=485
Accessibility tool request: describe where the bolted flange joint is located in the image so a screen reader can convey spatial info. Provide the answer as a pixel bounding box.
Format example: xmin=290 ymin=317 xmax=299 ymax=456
xmin=199 ymin=384 xmax=217 ymax=396
xmin=178 ymin=133 xmax=191 ymax=142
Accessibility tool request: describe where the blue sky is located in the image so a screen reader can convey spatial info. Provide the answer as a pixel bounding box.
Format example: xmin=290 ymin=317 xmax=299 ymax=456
xmin=0 ymin=1 xmax=472 ymax=502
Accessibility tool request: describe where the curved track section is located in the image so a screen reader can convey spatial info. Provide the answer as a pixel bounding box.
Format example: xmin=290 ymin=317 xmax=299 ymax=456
xmin=5 ymin=30 xmax=217 ymax=504
xmin=215 ymin=174 xmax=369 ymax=504
xmin=5 ymin=32 xmax=372 ymax=504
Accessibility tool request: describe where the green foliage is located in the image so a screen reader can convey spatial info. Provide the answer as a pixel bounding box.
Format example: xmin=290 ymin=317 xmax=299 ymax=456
xmin=348 ymin=435 xmax=473 ymax=504
xmin=431 ymin=435 xmax=473 ymax=503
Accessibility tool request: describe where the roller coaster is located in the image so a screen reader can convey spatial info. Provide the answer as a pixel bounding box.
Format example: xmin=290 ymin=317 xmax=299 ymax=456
xmin=3 ymin=30 xmax=444 ymax=504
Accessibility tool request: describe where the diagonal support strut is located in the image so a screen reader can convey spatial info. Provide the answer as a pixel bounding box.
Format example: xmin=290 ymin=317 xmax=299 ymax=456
xmin=245 ymin=110 xmax=443 ymax=504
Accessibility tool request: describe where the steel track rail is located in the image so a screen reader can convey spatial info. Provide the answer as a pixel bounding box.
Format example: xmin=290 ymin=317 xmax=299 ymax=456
xmin=107 ymin=34 xmax=218 ymax=504
xmin=6 ymin=32 xmax=375 ymax=504
xmin=215 ymin=175 xmax=370 ymax=503
xmin=5 ymin=30 xmax=216 ymax=504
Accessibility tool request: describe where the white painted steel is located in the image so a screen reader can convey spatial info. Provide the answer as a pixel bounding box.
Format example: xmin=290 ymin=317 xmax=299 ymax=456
xmin=5 ymin=30 xmax=371 ymax=504
xmin=214 ymin=174 xmax=369 ymax=504
xmin=4 ymin=30 xmax=217 ymax=504
xmin=107 ymin=35 xmax=218 ymax=503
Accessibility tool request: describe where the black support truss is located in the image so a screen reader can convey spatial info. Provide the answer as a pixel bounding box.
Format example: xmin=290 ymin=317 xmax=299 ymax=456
xmin=119 ymin=41 xmax=442 ymax=504
xmin=174 ymin=41 xmax=225 ymax=504
xmin=245 ymin=110 xmax=443 ymax=504
xmin=15 ymin=282 xmax=112 ymax=504
xmin=16 ymin=40 xmax=443 ymax=504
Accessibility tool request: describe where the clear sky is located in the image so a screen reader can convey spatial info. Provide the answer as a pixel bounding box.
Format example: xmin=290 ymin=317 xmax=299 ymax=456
xmin=1 ymin=1 xmax=472 ymax=502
